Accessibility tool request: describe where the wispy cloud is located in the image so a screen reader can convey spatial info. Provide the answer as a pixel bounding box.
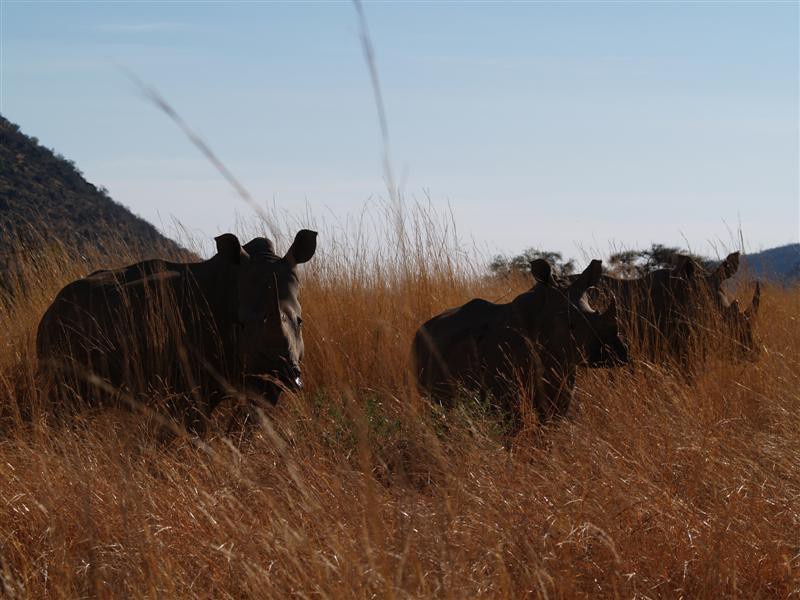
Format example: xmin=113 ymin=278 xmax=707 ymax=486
xmin=416 ymin=54 xmax=518 ymax=70
xmin=90 ymin=22 xmax=188 ymax=34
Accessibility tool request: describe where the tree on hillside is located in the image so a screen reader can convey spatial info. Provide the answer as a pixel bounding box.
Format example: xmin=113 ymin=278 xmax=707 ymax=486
xmin=489 ymin=248 xmax=575 ymax=279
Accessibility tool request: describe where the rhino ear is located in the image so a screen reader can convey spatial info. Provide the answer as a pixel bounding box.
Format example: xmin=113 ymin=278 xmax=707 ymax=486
xmin=529 ymin=259 xmax=555 ymax=286
xmin=713 ymin=252 xmax=740 ymax=282
xmin=215 ymin=233 xmax=248 ymax=264
xmin=569 ymin=260 xmax=602 ymax=298
xmin=285 ymin=229 xmax=318 ymax=267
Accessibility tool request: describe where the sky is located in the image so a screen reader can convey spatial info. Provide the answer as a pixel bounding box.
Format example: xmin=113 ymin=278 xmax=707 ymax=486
xmin=1 ymin=1 xmax=798 ymax=261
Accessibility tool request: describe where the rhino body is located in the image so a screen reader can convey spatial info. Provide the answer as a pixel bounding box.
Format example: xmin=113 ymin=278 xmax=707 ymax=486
xmin=584 ymin=253 xmax=760 ymax=366
xmin=412 ymin=260 xmax=629 ymax=431
xmin=36 ymin=230 xmax=317 ymax=431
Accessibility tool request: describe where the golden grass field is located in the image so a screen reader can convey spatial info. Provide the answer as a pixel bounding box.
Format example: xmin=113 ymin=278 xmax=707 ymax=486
xmin=0 ymin=206 xmax=798 ymax=598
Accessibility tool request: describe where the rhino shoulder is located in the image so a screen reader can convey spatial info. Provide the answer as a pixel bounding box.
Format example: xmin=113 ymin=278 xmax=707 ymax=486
xmin=416 ymin=298 xmax=496 ymax=347
xmin=456 ymin=297 xmax=495 ymax=317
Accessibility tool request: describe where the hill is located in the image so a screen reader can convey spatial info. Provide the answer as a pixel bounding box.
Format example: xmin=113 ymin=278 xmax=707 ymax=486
xmin=0 ymin=115 xmax=191 ymax=288
xmin=743 ymin=243 xmax=800 ymax=283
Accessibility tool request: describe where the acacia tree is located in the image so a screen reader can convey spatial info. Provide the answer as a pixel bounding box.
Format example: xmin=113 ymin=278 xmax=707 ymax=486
xmin=489 ymin=248 xmax=575 ymax=279
xmin=608 ymin=244 xmax=714 ymax=277
xmin=490 ymin=243 xmax=719 ymax=280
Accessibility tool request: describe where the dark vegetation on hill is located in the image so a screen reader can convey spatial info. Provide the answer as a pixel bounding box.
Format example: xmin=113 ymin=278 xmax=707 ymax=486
xmin=742 ymin=244 xmax=800 ymax=283
xmin=0 ymin=115 xmax=192 ymax=290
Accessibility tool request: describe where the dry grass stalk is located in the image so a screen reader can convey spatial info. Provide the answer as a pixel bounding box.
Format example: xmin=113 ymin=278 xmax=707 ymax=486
xmin=0 ymin=205 xmax=797 ymax=598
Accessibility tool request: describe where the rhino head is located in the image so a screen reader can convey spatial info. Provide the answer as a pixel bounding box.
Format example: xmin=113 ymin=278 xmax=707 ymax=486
xmin=530 ymin=258 xmax=629 ymax=369
xmin=214 ymin=229 xmax=317 ymax=403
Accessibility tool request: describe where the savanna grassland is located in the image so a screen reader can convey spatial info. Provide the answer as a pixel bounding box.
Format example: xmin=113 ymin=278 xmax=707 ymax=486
xmin=0 ymin=206 xmax=798 ymax=598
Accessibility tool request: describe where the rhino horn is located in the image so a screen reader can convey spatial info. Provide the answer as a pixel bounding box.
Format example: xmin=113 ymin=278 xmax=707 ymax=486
xmin=745 ymin=281 xmax=761 ymax=318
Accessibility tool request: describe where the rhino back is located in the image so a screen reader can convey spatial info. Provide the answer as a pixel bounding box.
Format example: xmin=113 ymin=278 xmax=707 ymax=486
xmin=413 ymin=298 xmax=508 ymax=395
xmin=36 ymin=258 xmax=230 ymax=396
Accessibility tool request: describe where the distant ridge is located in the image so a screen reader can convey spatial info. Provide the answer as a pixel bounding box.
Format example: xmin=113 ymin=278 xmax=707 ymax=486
xmin=743 ymin=244 xmax=800 ymax=283
xmin=0 ymin=115 xmax=192 ymax=285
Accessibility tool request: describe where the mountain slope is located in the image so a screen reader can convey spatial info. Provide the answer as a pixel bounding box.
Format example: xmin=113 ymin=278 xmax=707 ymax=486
xmin=0 ymin=115 xmax=191 ymax=285
xmin=743 ymin=244 xmax=800 ymax=283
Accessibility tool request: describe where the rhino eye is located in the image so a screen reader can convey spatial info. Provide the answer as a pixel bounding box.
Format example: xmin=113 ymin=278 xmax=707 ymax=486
xmin=296 ymin=316 xmax=303 ymax=327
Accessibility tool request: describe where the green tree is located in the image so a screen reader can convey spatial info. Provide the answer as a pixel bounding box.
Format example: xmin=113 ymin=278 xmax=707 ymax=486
xmin=489 ymin=248 xmax=575 ymax=279
xmin=608 ymin=244 xmax=714 ymax=277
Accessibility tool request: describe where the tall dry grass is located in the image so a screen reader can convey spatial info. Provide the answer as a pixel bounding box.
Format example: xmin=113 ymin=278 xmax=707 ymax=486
xmin=0 ymin=203 xmax=798 ymax=598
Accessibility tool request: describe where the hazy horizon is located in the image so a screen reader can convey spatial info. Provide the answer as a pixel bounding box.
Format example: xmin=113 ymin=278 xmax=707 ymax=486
xmin=2 ymin=1 xmax=798 ymax=260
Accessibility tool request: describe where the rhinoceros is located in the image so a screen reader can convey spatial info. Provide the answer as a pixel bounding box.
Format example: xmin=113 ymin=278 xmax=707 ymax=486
xmin=581 ymin=252 xmax=760 ymax=367
xmin=412 ymin=259 xmax=628 ymax=431
xmin=36 ymin=230 xmax=317 ymax=432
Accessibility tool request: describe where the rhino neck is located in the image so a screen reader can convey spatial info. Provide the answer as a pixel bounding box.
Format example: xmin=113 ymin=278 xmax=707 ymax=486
xmin=184 ymin=257 xmax=239 ymax=331
xmin=509 ymin=287 xmax=547 ymax=337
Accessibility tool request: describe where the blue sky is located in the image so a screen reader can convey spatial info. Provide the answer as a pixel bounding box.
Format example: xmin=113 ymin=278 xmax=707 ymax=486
xmin=2 ymin=1 xmax=798 ymax=260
